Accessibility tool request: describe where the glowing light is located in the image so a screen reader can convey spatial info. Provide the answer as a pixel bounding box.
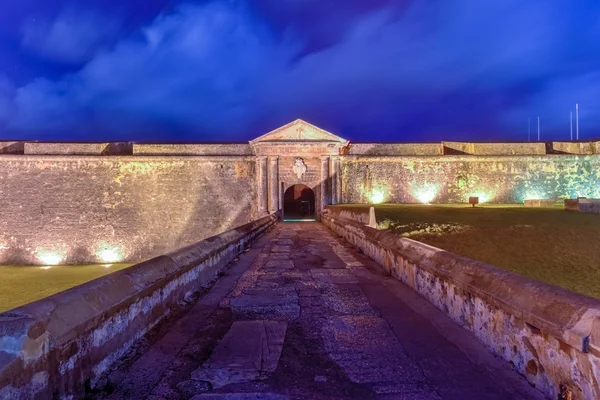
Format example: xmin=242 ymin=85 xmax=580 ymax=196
xmin=523 ymin=191 xmax=546 ymax=201
xmin=37 ymin=249 xmax=66 ymax=265
xmin=96 ymin=246 xmax=123 ymax=263
xmin=103 ymin=264 xmax=113 ymax=268
xmin=39 ymin=266 xmax=52 ymax=270
xmin=412 ymin=184 xmax=439 ymax=204
xmin=368 ymin=189 xmax=386 ymax=204
xmin=466 ymin=191 xmax=494 ymax=204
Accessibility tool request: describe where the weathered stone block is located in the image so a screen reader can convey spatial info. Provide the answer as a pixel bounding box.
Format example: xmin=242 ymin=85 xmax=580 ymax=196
xmin=191 ymin=320 xmax=287 ymax=389
xmin=0 ymin=142 xmax=24 ymax=154
xmin=524 ymin=199 xmax=555 ymax=207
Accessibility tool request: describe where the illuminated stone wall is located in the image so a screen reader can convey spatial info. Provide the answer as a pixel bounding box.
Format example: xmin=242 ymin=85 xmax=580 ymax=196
xmin=342 ymin=155 xmax=600 ymax=204
xmin=0 ymin=155 xmax=257 ymax=265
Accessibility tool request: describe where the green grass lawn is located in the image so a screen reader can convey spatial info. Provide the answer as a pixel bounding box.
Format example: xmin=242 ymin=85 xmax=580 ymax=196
xmin=0 ymin=263 xmax=132 ymax=313
xmin=345 ymin=204 xmax=600 ymax=299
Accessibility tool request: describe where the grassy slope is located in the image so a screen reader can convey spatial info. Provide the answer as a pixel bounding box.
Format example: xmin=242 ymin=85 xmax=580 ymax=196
xmin=355 ymin=204 xmax=600 ymax=299
xmin=0 ymin=263 xmax=132 ymax=312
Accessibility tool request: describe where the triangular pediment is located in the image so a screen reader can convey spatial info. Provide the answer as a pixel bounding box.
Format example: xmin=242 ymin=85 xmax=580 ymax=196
xmin=251 ymin=119 xmax=348 ymax=144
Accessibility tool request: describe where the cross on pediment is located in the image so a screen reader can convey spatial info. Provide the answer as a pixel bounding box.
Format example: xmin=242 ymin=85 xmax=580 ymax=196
xmin=250 ymin=119 xmax=348 ymax=144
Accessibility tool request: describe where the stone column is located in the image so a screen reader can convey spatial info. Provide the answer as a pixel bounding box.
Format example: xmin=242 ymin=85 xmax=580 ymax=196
xmin=335 ymin=157 xmax=342 ymax=204
xmin=267 ymin=156 xmax=279 ymax=214
xmin=320 ymin=156 xmax=330 ymax=210
xmin=329 ymin=156 xmax=341 ymax=204
xmin=256 ymin=156 xmax=268 ymax=215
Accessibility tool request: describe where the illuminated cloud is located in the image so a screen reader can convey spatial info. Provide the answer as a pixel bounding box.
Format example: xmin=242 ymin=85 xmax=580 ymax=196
xmin=1 ymin=0 xmax=598 ymax=141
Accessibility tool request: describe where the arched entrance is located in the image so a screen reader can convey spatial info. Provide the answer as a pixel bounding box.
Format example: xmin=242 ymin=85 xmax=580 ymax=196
xmin=283 ymin=184 xmax=315 ymax=221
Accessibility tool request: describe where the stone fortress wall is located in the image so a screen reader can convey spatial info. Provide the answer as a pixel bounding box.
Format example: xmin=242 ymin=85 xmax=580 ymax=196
xmin=343 ymin=154 xmax=600 ymax=204
xmin=1 ymin=137 xmax=599 ymax=265
xmin=0 ymin=149 xmax=258 ymax=265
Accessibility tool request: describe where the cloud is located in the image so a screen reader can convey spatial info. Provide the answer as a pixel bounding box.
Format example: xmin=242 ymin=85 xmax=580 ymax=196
xmin=2 ymin=0 xmax=600 ymax=141
xmin=21 ymin=7 xmax=121 ymax=64
xmin=0 ymin=75 xmax=15 ymax=126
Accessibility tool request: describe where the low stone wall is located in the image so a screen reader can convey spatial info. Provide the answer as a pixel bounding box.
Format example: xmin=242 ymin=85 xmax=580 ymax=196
xmin=322 ymin=214 xmax=600 ymax=400
xmin=524 ymin=199 xmax=556 ymax=208
xmin=347 ymin=143 xmax=442 ymax=156
xmin=0 ymin=142 xmax=24 ymax=154
xmin=133 ymin=143 xmax=253 ymax=156
xmin=0 ymin=214 xmax=277 ymax=399
xmin=578 ymin=199 xmax=600 ymax=214
xmin=324 ymin=205 xmax=376 ymax=228
xmin=565 ymin=199 xmax=580 ymax=211
xmin=442 ymin=141 xmax=546 ymax=155
xmin=563 ymin=199 xmax=600 ymax=214
xmin=24 ymin=142 xmax=133 ymax=155
xmin=552 ymin=142 xmax=600 ymax=155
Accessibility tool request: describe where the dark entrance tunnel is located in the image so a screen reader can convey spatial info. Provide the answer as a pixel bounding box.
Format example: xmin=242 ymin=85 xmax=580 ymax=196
xmin=283 ymin=184 xmax=315 ymax=221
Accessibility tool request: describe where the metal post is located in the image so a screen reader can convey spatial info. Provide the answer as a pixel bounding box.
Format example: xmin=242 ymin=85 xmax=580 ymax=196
xmin=576 ymin=103 xmax=579 ymax=140
xmin=570 ymin=111 xmax=573 ymax=141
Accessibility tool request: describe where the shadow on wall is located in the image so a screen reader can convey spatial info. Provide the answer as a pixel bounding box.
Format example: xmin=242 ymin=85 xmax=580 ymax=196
xmin=0 ymin=158 xmax=258 ymax=265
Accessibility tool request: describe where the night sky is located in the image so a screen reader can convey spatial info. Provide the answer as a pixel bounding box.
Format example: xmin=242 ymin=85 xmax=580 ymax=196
xmin=0 ymin=0 xmax=599 ymax=143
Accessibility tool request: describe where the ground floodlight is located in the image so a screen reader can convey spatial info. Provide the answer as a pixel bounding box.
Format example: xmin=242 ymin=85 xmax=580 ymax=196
xmin=469 ymin=196 xmax=479 ymax=207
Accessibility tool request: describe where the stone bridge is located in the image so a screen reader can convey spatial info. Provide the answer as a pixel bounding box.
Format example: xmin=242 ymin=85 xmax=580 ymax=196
xmin=95 ymin=222 xmax=543 ymax=400
xmin=3 ymin=212 xmax=599 ymax=399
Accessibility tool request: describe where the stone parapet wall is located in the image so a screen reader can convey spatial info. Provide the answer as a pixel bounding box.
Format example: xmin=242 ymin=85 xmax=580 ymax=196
xmin=442 ymin=141 xmax=547 ymax=155
xmin=133 ymin=143 xmax=253 ymax=156
xmin=0 ymin=214 xmax=278 ymax=399
xmin=346 ymin=143 xmax=442 ymax=156
xmin=322 ymin=213 xmax=600 ymax=400
xmin=342 ymin=154 xmax=600 ymax=204
xmin=0 ymin=142 xmax=25 ymax=154
xmin=0 ymin=155 xmax=258 ymax=265
xmin=24 ymin=142 xmax=133 ymax=155
xmin=552 ymin=142 xmax=600 ymax=155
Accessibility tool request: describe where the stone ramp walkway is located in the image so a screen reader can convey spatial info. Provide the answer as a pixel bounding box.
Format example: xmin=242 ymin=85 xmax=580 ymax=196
xmin=99 ymin=222 xmax=544 ymax=400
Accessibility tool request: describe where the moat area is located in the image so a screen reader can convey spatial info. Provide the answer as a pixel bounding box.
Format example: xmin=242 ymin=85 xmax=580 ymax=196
xmin=0 ymin=263 xmax=132 ymax=312
xmin=352 ymin=204 xmax=600 ymax=299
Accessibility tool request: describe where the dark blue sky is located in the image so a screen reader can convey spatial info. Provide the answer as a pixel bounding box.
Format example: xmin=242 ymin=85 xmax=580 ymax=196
xmin=1 ymin=0 xmax=599 ymax=143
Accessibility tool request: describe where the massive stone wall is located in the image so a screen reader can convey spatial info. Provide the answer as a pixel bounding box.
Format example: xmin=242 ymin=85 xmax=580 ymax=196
xmin=0 ymin=155 xmax=257 ymax=265
xmin=342 ymin=155 xmax=600 ymax=204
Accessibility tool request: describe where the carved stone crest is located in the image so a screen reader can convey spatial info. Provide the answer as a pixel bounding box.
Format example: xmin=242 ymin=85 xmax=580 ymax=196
xmin=292 ymin=158 xmax=307 ymax=179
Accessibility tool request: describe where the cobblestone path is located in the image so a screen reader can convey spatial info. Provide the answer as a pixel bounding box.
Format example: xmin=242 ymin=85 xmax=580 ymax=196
xmin=100 ymin=223 xmax=544 ymax=400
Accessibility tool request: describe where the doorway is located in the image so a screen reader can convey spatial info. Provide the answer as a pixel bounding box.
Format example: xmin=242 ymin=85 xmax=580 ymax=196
xmin=283 ymin=184 xmax=315 ymax=221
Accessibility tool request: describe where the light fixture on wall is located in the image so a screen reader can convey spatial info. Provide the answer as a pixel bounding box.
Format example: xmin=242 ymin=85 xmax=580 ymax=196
xmin=96 ymin=245 xmax=124 ymax=263
xmin=36 ymin=248 xmax=66 ymax=265
xmin=368 ymin=188 xmax=385 ymax=204
xmin=412 ymin=184 xmax=439 ymax=204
